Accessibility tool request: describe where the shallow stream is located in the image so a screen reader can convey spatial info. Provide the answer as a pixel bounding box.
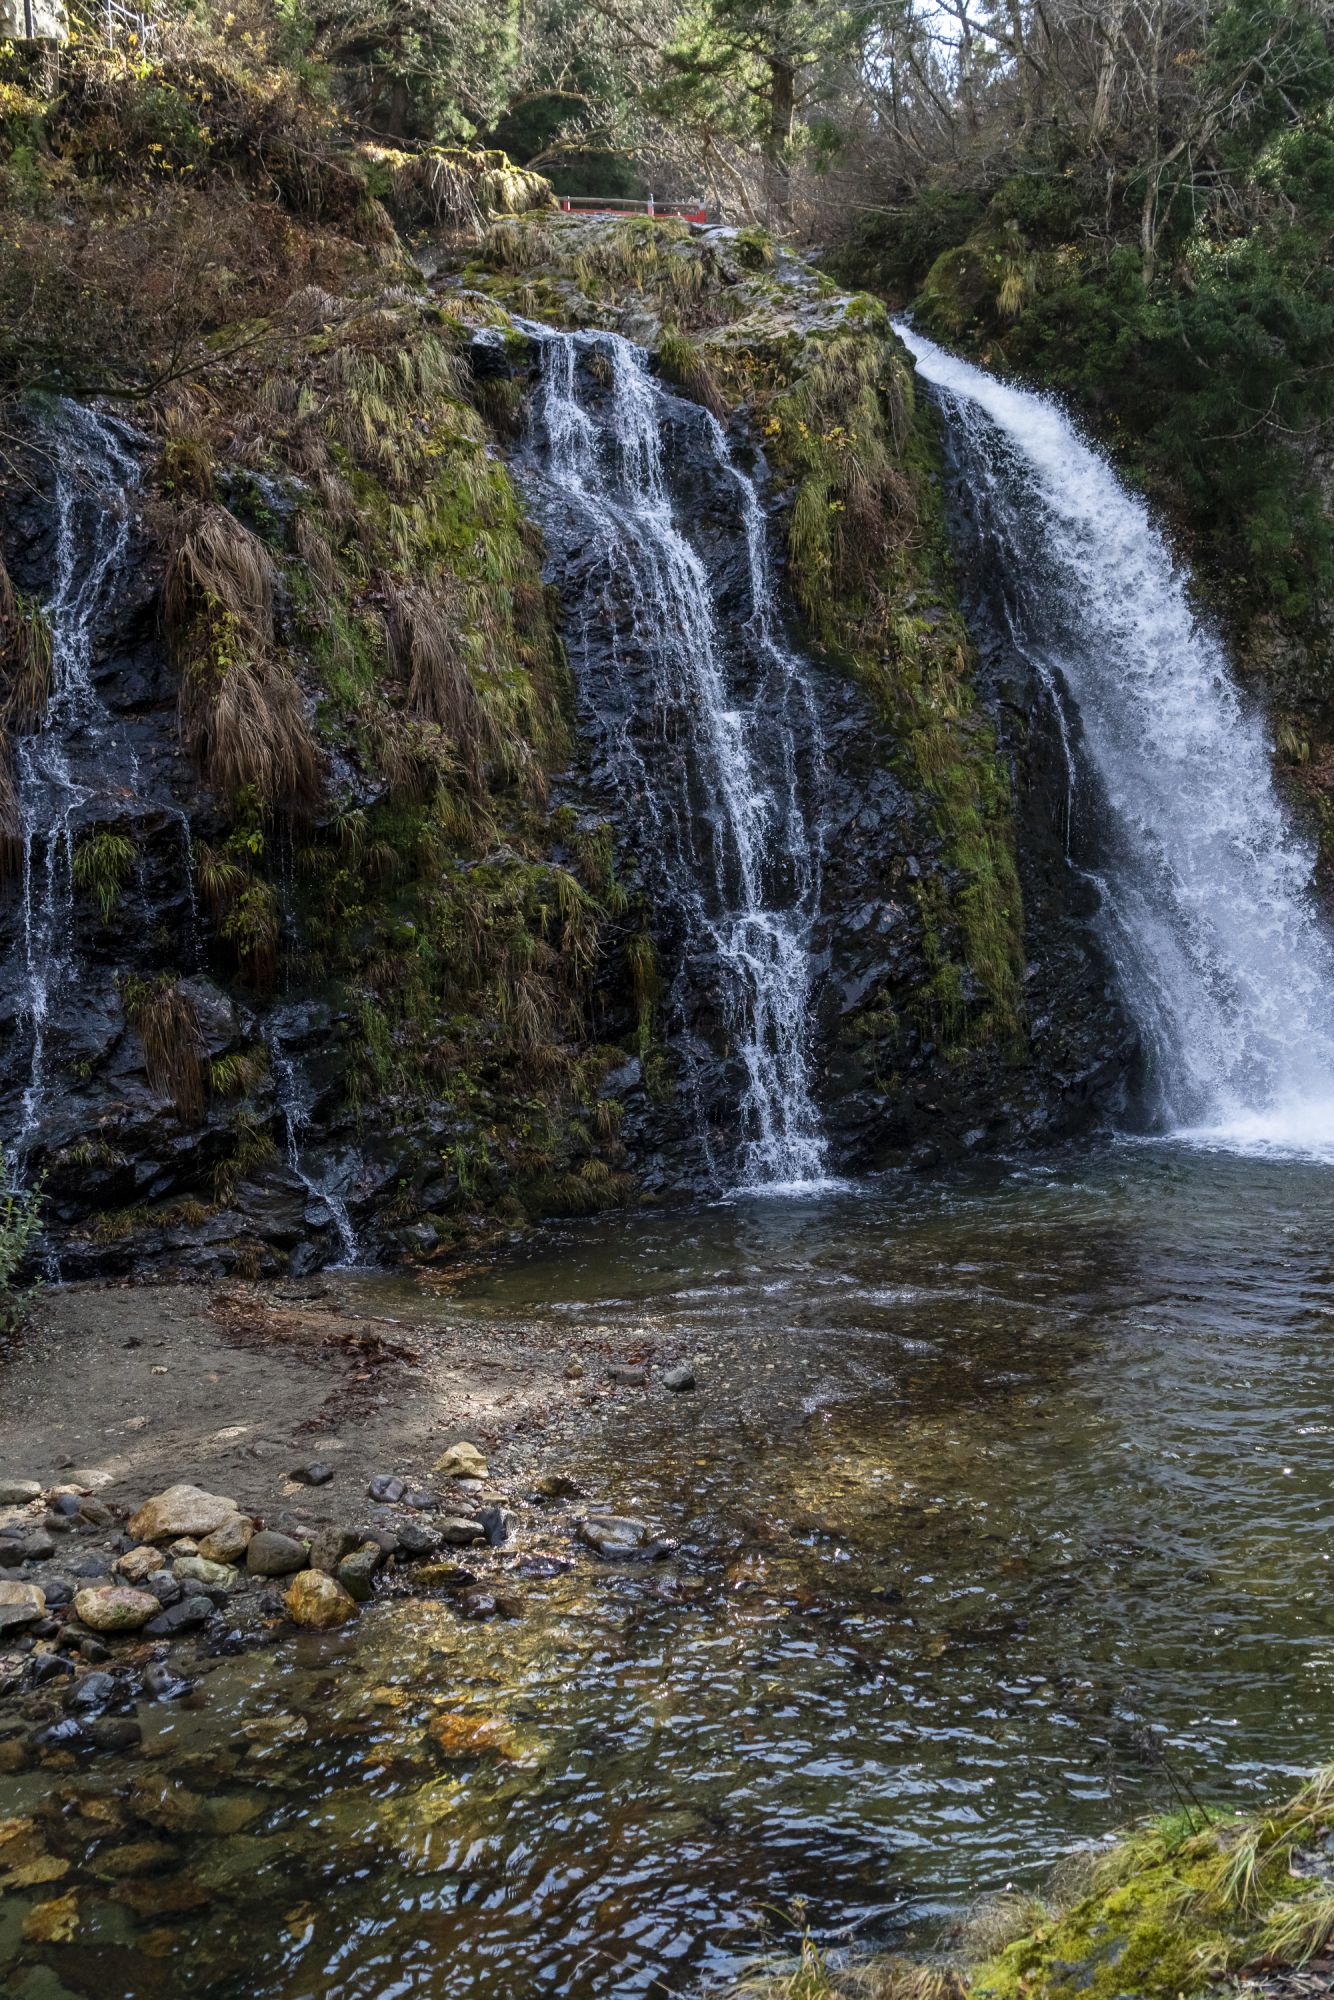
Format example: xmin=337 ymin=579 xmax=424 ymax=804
xmin=9 ymin=1140 xmax=1334 ymax=1998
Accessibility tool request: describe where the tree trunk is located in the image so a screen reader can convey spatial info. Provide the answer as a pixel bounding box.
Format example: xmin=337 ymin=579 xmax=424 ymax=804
xmin=765 ymin=58 xmax=795 ymax=231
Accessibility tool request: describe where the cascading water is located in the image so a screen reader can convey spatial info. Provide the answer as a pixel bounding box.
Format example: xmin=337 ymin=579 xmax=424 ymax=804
xmin=520 ymin=326 xmax=829 ymax=1186
xmin=266 ymin=1020 xmax=361 ymax=1266
xmin=899 ymin=323 xmax=1334 ymax=1154
xmin=7 ymin=404 xmax=153 ymax=1180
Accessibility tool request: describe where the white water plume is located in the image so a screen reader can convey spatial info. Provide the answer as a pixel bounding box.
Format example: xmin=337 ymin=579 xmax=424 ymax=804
xmin=898 ymin=323 xmax=1334 ymax=1158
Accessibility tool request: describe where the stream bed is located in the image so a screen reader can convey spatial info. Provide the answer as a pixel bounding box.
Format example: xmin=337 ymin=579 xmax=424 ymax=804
xmin=7 ymin=1139 xmax=1334 ymax=1998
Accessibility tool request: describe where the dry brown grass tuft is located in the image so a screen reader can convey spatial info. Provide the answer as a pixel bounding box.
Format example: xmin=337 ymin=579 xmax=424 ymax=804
xmin=382 ymin=579 xmax=494 ymax=789
xmin=163 ymin=506 xmax=277 ymax=648
xmin=179 ymin=645 xmax=322 ymax=812
xmin=122 ymin=974 xmax=209 ymax=1122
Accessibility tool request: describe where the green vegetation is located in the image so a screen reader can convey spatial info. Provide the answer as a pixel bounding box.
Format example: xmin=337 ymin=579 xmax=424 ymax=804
xmin=731 ymin=1764 xmax=1334 ymax=2000
xmin=0 ymin=1179 xmax=42 ymax=1334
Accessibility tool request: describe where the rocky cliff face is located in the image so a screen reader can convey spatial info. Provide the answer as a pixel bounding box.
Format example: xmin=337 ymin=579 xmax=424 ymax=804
xmin=0 ymin=165 xmax=1131 ymax=1273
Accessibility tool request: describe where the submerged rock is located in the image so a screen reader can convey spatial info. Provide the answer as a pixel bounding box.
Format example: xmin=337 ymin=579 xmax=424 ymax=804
xmin=578 ymin=1516 xmax=649 ymax=1557
xmin=661 ymin=1364 xmax=696 ymax=1392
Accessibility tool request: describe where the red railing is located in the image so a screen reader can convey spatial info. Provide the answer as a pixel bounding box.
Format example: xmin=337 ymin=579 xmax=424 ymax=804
xmin=558 ymin=196 xmax=709 ymax=224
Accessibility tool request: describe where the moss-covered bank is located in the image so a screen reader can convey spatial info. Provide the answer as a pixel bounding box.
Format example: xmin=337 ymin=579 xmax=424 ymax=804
xmin=732 ymin=1765 xmax=1334 ymax=2000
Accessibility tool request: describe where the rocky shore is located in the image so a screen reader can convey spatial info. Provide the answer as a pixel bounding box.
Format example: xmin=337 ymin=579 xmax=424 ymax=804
xmin=0 ymin=1277 xmax=693 ymax=1785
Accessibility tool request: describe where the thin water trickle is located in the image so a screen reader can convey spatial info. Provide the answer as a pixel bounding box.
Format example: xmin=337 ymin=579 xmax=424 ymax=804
xmin=521 ymin=326 xmax=829 ymax=1188
xmin=267 ymin=1019 xmax=361 ymax=1265
xmin=7 ymin=404 xmax=145 ymax=1182
xmin=898 ymin=323 xmax=1334 ymax=1157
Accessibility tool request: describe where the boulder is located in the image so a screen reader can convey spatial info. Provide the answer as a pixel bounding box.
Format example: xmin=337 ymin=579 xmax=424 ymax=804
xmin=127 ymin=1485 xmax=239 ymax=1544
xmin=438 ymin=1517 xmax=486 ymax=1546
xmin=284 ymin=1570 xmax=357 ymax=1629
xmin=0 ymin=1580 xmax=45 ymax=1615
xmin=72 ymin=1587 xmax=159 ymax=1633
xmin=433 ymin=1443 xmax=488 ymax=1481
xmin=0 ymin=1480 xmax=41 ymax=1505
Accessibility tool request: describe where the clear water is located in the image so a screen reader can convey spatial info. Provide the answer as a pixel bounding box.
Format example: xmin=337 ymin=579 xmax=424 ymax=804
xmin=899 ymin=325 xmax=1334 ymax=1155
xmin=9 ymin=1144 xmax=1334 ymax=1998
xmin=522 ymin=328 xmax=828 ymax=1187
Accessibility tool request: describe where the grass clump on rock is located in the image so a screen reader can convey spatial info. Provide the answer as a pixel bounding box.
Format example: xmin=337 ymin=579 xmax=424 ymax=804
xmin=731 ymin=1765 xmax=1334 ymax=2000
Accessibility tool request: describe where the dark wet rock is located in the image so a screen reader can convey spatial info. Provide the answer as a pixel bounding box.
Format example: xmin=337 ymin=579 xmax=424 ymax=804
xmin=79 ymin=1637 xmax=111 ymax=1664
xmin=336 ymin=1543 xmax=383 ymax=1603
xmin=354 ymin=1522 xmax=401 ymax=1555
xmin=403 ymin=1489 xmax=438 ymax=1511
xmin=579 ymin=1516 xmax=649 ymax=1557
xmin=145 ymin=1571 xmax=182 ymax=1607
xmin=307 ymin=1525 xmax=361 ymax=1573
xmin=88 ymin=1715 xmax=143 ymax=1753
xmin=27 ymin=1651 xmax=76 ymax=1686
xmin=42 ymin=1512 xmax=72 ymax=1534
xmin=395 ymin=1520 xmax=439 ymax=1557
xmin=662 ymin=1364 xmax=696 ymax=1392
xmin=517 ymin=1554 xmax=574 ymax=1578
xmin=145 ymin=1596 xmax=213 ymax=1638
xmin=64 ymin=1670 xmax=117 ymax=1714
xmin=416 ymin=1563 xmax=477 ymax=1591
xmin=39 ymin=1577 xmax=74 ymax=1608
xmin=144 ymin=1660 xmax=193 ymax=1700
xmin=66 ymin=1553 xmax=113 ymax=1580
xmin=48 ymin=1492 xmax=83 ymax=1518
xmin=246 ymin=1531 xmax=308 ymax=1578
xmin=479 ymin=1505 xmax=518 ymax=1548
xmin=368 ymin=1474 xmax=406 ymax=1503
xmin=494 ymin=1594 xmax=525 ymax=1619
xmin=607 ymin=1365 xmax=648 ymax=1387
xmin=533 ymin=1473 xmax=581 ymax=1501
xmin=292 ymin=1462 xmax=333 ymax=1487
xmin=0 ymin=1532 xmax=55 ymax=1566
xmin=0 ymin=1601 xmax=43 ymax=1635
xmin=459 ymin=1588 xmax=498 ymax=1619
xmin=439 ymin=1517 xmax=486 ymax=1546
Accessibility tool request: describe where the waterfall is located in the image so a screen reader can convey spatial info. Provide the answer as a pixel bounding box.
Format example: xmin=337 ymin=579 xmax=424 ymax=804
xmin=7 ymin=404 xmax=147 ymax=1180
xmin=898 ymin=323 xmax=1334 ymax=1155
xmin=521 ymin=326 xmax=829 ymax=1187
xmin=267 ymin=1019 xmax=361 ymax=1265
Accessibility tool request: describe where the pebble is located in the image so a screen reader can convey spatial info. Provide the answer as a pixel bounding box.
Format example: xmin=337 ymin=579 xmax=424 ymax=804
xmin=145 ymin=1572 xmax=182 ymax=1607
xmin=291 ymin=1463 xmax=334 ymax=1487
xmin=433 ymin=1443 xmax=488 ymax=1481
xmin=403 ymin=1490 xmax=438 ymax=1511
xmin=115 ymin=1547 xmax=163 ymax=1584
xmin=607 ymin=1365 xmax=648 ymax=1387
xmin=662 ymin=1365 xmax=696 ymax=1392
xmin=564 ymin=1360 xmax=585 ymax=1381
xmin=367 ymin=1474 xmax=405 ymax=1503
xmin=72 ymin=1587 xmax=159 ymax=1633
xmin=246 ymin=1531 xmax=308 ymax=1578
xmin=173 ymin=1557 xmax=237 ymax=1592
xmin=284 ymin=1569 xmax=357 ymax=1629
xmin=128 ymin=1485 xmax=239 ymax=1543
